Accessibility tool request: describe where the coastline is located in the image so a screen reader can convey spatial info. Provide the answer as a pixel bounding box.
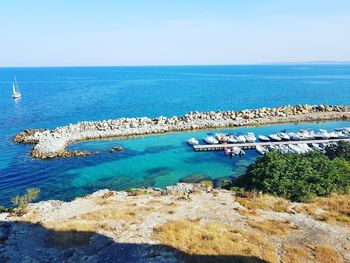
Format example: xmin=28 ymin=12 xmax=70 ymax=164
xmin=13 ymin=104 xmax=350 ymax=159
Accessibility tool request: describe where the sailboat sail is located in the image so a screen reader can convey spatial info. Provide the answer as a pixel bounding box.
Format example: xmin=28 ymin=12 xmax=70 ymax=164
xmin=12 ymin=77 xmax=21 ymax=98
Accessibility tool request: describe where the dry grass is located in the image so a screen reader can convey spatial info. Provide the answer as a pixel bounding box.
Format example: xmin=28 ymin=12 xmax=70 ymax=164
xmin=153 ymin=219 xmax=278 ymax=263
xmin=236 ymin=207 xmax=261 ymax=217
xmin=235 ymin=195 xmax=290 ymax=213
xmin=282 ymin=244 xmax=311 ymax=263
xmin=79 ymin=207 xmax=137 ymax=221
xmin=313 ymin=244 xmax=344 ymax=263
xmin=295 ymin=194 xmax=350 ymax=225
xmin=247 ymin=219 xmax=294 ymax=236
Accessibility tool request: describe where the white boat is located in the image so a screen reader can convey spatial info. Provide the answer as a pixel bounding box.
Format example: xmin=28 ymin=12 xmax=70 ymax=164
xmin=311 ymin=143 xmax=323 ymax=151
xmin=278 ymin=144 xmax=289 ymax=153
xmin=277 ymin=133 xmax=290 ymax=141
xmin=256 ymin=145 xmax=268 ymax=155
xmin=288 ymin=144 xmax=302 ymax=154
xmin=268 ymin=145 xmax=278 ymax=151
xmin=299 ymin=130 xmax=314 ymax=140
xmin=335 ymin=132 xmax=348 ymax=139
xmin=232 ymin=146 xmax=245 ymax=156
xmin=12 ymin=76 xmax=21 ymax=99
xmin=224 ymin=147 xmax=232 ymax=156
xmin=245 ymin=132 xmax=257 ymax=143
xmin=228 ymin=135 xmax=238 ymax=143
xmin=236 ymin=135 xmax=246 ymax=143
xmin=216 ymin=133 xmax=229 ymax=143
xmin=258 ymin=135 xmax=270 ymax=142
xmin=269 ymin=134 xmax=282 ymax=141
xmin=204 ymin=136 xmax=219 ymax=144
xmin=187 ymin=138 xmax=199 ymax=145
xmin=289 ymin=132 xmax=304 ymax=141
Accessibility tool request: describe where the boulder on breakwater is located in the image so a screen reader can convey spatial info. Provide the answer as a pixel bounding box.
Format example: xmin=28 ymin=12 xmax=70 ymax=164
xmin=12 ymin=104 xmax=350 ymax=159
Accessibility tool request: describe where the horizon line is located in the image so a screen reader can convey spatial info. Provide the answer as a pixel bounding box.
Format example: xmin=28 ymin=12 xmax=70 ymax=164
xmin=1 ymin=61 xmax=350 ymax=69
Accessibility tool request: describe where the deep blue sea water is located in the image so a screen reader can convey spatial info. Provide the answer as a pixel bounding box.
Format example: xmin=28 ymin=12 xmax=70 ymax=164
xmin=1 ymin=65 xmax=350 ymax=206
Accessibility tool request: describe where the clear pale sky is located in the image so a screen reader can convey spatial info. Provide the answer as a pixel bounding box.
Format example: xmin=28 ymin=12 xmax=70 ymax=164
xmin=1 ymin=0 xmax=350 ymax=67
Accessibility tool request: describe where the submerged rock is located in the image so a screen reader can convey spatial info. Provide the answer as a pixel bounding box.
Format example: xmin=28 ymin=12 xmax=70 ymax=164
xmin=144 ymin=167 xmax=173 ymax=180
xmin=179 ymin=173 xmax=211 ymax=184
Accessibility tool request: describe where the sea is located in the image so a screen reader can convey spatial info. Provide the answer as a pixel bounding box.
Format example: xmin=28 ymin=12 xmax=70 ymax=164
xmin=1 ymin=65 xmax=350 ymax=206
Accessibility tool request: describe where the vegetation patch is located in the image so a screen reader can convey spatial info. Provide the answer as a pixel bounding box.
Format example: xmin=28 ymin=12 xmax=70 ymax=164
xmin=247 ymin=219 xmax=294 ymax=236
xmin=282 ymin=244 xmax=311 ymax=263
xmin=235 ymin=149 xmax=350 ymax=202
xmin=295 ymin=194 xmax=350 ymax=225
xmin=235 ymin=193 xmax=290 ymax=213
xmin=153 ymin=219 xmax=278 ymax=263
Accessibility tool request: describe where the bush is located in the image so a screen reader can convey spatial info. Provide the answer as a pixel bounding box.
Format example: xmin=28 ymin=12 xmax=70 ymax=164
xmin=325 ymin=141 xmax=350 ymax=162
xmin=12 ymin=188 xmax=40 ymax=214
xmin=236 ymin=151 xmax=350 ymax=202
xmin=0 ymin=205 xmax=13 ymax=213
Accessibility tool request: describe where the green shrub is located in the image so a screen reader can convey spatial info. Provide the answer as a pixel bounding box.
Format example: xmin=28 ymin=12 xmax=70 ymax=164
xmin=12 ymin=188 xmax=40 ymax=214
xmin=325 ymin=141 xmax=350 ymax=162
xmin=0 ymin=205 xmax=13 ymax=213
xmin=236 ymin=151 xmax=350 ymax=202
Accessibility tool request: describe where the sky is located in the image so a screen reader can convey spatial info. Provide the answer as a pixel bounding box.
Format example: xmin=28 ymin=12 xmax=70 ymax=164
xmin=1 ymin=0 xmax=350 ymax=67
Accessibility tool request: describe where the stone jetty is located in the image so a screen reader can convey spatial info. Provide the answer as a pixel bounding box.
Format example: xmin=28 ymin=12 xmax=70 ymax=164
xmin=13 ymin=104 xmax=350 ymax=159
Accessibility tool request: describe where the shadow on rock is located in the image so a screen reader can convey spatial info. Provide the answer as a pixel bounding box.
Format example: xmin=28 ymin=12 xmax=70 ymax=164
xmin=0 ymin=220 xmax=269 ymax=263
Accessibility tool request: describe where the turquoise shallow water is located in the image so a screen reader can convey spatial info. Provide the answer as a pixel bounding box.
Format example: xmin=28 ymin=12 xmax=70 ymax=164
xmin=0 ymin=65 xmax=350 ymax=206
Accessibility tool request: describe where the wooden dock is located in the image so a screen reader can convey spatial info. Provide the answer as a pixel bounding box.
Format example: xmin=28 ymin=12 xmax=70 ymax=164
xmin=193 ymin=138 xmax=350 ymax=152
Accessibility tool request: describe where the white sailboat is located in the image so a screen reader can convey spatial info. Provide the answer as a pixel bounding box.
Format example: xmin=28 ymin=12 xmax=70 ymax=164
xmin=12 ymin=77 xmax=21 ymax=99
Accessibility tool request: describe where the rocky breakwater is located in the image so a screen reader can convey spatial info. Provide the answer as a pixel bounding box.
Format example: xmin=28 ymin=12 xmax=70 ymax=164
xmin=13 ymin=104 xmax=350 ymax=159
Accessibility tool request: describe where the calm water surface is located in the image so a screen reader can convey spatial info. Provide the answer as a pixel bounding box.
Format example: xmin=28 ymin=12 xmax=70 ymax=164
xmin=1 ymin=65 xmax=350 ymax=206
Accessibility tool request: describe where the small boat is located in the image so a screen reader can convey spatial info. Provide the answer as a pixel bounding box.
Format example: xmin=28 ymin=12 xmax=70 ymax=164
xmin=187 ymin=138 xmax=199 ymax=145
xmin=268 ymin=145 xmax=278 ymax=151
xmin=278 ymin=144 xmax=289 ymax=153
xmin=245 ymin=132 xmax=257 ymax=143
xmin=335 ymin=132 xmax=348 ymax=139
xmin=236 ymin=135 xmax=246 ymax=143
xmin=224 ymin=147 xmax=232 ymax=156
xmin=216 ymin=133 xmax=229 ymax=143
xmin=232 ymin=146 xmax=245 ymax=156
xmin=277 ymin=133 xmax=290 ymax=141
xmin=204 ymin=136 xmax=219 ymax=144
xmin=12 ymin=76 xmax=21 ymax=99
xmin=289 ymin=132 xmax=304 ymax=141
xmin=269 ymin=134 xmax=282 ymax=141
xmin=311 ymin=143 xmax=323 ymax=151
xmin=228 ymin=135 xmax=238 ymax=143
xmin=258 ymin=135 xmax=270 ymax=142
xmin=288 ymin=144 xmax=302 ymax=154
xmin=256 ymin=145 xmax=268 ymax=155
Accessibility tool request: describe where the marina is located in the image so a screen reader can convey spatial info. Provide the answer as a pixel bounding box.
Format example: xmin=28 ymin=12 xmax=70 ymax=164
xmin=191 ymin=127 xmax=350 ymax=155
xmin=193 ymin=138 xmax=350 ymax=152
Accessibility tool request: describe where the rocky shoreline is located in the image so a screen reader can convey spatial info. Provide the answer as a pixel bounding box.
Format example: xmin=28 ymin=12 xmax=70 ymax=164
xmin=13 ymin=104 xmax=350 ymax=159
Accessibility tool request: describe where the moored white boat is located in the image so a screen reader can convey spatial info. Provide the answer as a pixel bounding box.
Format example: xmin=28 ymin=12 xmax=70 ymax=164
xmin=232 ymin=146 xmax=245 ymax=156
xmin=258 ymin=135 xmax=270 ymax=142
xmin=256 ymin=145 xmax=268 ymax=155
xmin=277 ymin=132 xmax=290 ymax=141
xmin=245 ymin=132 xmax=256 ymax=143
xmin=269 ymin=134 xmax=281 ymax=141
xmin=204 ymin=136 xmax=219 ymax=144
xmin=228 ymin=135 xmax=238 ymax=143
xmin=311 ymin=143 xmax=323 ymax=151
xmin=187 ymin=138 xmax=199 ymax=145
xmin=236 ymin=135 xmax=246 ymax=143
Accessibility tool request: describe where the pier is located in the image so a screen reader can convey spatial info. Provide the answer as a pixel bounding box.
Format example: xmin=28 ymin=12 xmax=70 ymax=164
xmin=192 ymin=138 xmax=350 ymax=152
